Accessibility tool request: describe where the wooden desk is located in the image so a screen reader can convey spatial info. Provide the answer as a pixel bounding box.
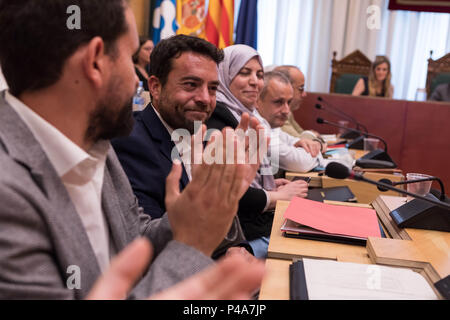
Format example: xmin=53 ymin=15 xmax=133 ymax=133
xmin=368 ymin=196 xmax=450 ymax=284
xmin=286 ymin=171 xmax=405 ymax=204
xmin=261 ymin=200 xmax=373 ymax=300
xmin=259 ymin=197 xmax=449 ymax=300
xmin=259 ymin=259 xmax=291 ymax=300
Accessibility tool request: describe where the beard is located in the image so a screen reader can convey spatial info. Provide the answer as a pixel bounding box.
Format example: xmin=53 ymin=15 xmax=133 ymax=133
xmin=158 ymin=90 xmax=212 ymax=134
xmin=84 ymin=78 xmax=134 ymax=144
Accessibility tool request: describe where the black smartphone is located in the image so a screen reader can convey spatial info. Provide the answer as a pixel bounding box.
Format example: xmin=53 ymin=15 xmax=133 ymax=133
xmin=292 ymin=176 xmax=312 ymax=183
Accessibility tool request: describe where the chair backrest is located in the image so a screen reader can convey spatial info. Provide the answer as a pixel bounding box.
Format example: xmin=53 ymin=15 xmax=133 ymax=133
xmin=330 ymin=50 xmax=372 ymax=94
xmin=426 ymin=51 xmax=450 ymax=99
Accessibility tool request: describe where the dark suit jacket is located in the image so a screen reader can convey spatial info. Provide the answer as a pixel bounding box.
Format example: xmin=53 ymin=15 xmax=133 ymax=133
xmin=206 ymin=102 xmax=274 ymax=240
xmin=112 ymin=106 xmax=189 ymax=219
xmin=112 ymin=105 xmax=249 ymax=258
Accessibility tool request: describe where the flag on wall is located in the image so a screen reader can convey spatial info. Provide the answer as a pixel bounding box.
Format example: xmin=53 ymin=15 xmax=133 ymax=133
xmin=235 ymin=0 xmax=258 ymax=49
xmin=177 ymin=0 xmax=207 ymax=38
xmin=152 ymin=0 xmax=178 ymax=44
xmin=205 ymin=0 xmax=234 ymax=48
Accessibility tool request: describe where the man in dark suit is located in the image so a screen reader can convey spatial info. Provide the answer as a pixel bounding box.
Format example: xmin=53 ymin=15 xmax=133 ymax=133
xmin=112 ymin=35 xmax=258 ymax=258
xmin=0 ymin=0 xmax=264 ymax=299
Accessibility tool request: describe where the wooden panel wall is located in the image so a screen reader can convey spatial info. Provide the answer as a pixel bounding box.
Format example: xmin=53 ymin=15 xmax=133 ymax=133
xmin=294 ymin=92 xmax=450 ymax=192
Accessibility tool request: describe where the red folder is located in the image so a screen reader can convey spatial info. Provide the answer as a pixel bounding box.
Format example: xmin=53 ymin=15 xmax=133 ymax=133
xmin=283 ymin=197 xmax=381 ymax=239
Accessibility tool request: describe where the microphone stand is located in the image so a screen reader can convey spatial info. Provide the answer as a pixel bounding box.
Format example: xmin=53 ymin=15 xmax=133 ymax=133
xmin=349 ymin=171 xmax=450 ymax=232
xmin=317 ymin=97 xmax=369 ymax=134
xmin=379 ymin=177 xmax=446 ymax=202
xmin=317 ymin=118 xmax=396 ymax=167
xmin=352 ymin=173 xmax=450 ymax=210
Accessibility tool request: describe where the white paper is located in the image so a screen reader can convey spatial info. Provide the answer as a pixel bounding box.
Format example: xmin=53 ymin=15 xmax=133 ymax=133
xmin=302 ymin=258 xmax=438 ymax=300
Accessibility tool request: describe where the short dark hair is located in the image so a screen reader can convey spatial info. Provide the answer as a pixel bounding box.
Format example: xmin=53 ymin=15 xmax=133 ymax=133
xmin=0 ymin=0 xmax=129 ymax=96
xmin=149 ymin=35 xmax=224 ymax=87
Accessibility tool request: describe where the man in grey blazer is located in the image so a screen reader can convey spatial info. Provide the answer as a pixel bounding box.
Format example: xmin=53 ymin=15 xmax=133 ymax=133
xmin=0 ymin=0 xmax=265 ymax=299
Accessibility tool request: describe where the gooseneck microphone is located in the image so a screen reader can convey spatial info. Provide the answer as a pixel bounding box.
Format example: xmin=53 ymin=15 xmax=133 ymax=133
xmin=325 ymin=162 xmax=450 ymax=232
xmin=378 ymin=177 xmax=446 ymax=202
xmin=317 ymin=96 xmax=369 ymax=133
xmin=316 ymin=117 xmax=388 ymax=153
xmin=325 ymin=162 xmax=450 ymax=210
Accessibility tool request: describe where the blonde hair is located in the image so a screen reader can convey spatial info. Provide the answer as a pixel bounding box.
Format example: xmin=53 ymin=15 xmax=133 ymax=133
xmin=368 ymin=56 xmax=392 ymax=98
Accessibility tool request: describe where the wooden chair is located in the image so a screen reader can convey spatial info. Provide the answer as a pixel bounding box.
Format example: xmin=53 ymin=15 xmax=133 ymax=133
xmin=330 ymin=50 xmax=372 ymax=94
xmin=426 ymin=51 xmax=450 ymax=99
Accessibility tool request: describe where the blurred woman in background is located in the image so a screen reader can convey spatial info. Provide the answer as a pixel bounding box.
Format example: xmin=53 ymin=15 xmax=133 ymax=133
xmin=133 ymin=37 xmax=154 ymax=91
xmin=352 ymin=55 xmax=394 ymax=98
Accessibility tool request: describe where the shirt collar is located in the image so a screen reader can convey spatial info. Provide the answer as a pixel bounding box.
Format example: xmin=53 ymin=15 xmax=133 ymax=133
xmin=151 ymin=103 xmax=192 ymax=160
xmin=151 ymin=103 xmax=174 ymax=136
xmin=5 ymin=91 xmax=110 ymax=179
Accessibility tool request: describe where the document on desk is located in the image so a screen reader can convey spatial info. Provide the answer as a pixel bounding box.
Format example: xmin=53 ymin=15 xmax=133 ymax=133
xmin=283 ymin=197 xmax=381 ymax=239
xmin=292 ymin=258 xmax=438 ymax=300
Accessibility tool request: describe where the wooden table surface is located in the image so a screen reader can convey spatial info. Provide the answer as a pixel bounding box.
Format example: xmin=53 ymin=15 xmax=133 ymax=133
xmin=259 ymin=196 xmax=450 ymax=300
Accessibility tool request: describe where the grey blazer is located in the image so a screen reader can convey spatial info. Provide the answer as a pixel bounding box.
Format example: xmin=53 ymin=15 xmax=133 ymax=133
xmin=0 ymin=93 xmax=212 ymax=299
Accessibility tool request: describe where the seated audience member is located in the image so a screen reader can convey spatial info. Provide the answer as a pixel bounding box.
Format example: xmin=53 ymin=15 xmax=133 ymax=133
xmin=352 ymin=56 xmax=394 ymax=98
xmin=206 ymin=44 xmax=309 ymax=258
xmin=255 ymin=71 xmax=322 ymax=173
xmin=274 ymin=65 xmax=326 ymax=151
xmin=133 ymin=37 xmax=154 ymax=91
xmin=430 ymin=82 xmax=450 ymax=102
xmin=0 ymin=0 xmax=264 ymax=299
xmin=112 ymin=35 xmax=255 ymax=259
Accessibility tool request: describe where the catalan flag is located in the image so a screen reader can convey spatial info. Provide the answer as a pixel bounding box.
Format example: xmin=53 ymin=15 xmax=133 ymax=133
xmin=205 ymin=0 xmax=234 ymax=49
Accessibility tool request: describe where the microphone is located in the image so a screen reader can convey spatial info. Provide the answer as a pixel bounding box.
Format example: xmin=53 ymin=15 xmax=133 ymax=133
xmin=315 ymin=103 xmax=360 ymax=139
xmin=317 ymin=96 xmax=369 ymax=134
xmin=316 ymin=117 xmax=396 ymax=168
xmin=317 ymin=117 xmax=382 ymax=148
xmin=378 ymin=177 xmax=446 ymax=202
xmin=325 ymin=162 xmax=450 ymax=232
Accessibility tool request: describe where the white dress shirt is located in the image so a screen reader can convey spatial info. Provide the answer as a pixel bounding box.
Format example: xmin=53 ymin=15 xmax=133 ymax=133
xmin=5 ymin=91 xmax=111 ymax=272
xmin=254 ymin=110 xmax=320 ymax=173
xmin=0 ymin=66 xmax=8 ymax=91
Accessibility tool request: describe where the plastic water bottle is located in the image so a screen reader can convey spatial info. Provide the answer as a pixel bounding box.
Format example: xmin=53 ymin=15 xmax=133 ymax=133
xmin=133 ymin=81 xmax=145 ymax=111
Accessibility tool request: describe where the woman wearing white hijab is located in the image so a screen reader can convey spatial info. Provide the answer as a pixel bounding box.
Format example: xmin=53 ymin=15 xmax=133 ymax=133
xmin=206 ymin=45 xmax=308 ymax=258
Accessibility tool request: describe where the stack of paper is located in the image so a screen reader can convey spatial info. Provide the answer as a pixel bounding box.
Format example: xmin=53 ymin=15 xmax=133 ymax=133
xmin=290 ymin=258 xmax=438 ymax=300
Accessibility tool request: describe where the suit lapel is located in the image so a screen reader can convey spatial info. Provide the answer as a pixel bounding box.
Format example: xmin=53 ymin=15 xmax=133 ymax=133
xmin=101 ymin=167 xmax=128 ymax=253
xmin=140 ymin=106 xmax=190 ymax=188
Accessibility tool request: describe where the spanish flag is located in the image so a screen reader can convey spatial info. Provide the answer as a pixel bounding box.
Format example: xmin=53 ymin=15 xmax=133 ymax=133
xmin=205 ymin=0 xmax=234 ymax=49
xmin=177 ymin=0 xmax=207 ymax=38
